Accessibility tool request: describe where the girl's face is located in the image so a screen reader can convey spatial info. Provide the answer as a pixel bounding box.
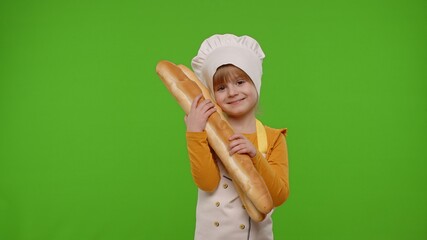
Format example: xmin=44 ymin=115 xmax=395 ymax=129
xmin=212 ymin=65 xmax=258 ymax=119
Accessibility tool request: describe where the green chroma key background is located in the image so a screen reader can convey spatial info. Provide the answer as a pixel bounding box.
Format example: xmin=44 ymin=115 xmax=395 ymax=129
xmin=1 ymin=0 xmax=426 ymax=239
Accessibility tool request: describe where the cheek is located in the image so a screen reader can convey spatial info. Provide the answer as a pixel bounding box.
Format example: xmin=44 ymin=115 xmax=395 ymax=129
xmin=248 ymin=87 xmax=258 ymax=100
xmin=213 ymin=91 xmax=221 ymax=101
xmin=213 ymin=92 xmax=225 ymax=105
xmin=253 ymin=91 xmax=259 ymax=101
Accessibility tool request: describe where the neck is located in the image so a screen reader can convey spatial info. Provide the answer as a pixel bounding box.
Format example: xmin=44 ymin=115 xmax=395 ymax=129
xmin=227 ymin=114 xmax=256 ymax=134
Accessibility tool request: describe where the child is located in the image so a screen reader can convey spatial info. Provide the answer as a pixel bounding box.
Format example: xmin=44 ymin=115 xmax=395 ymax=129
xmin=185 ymin=34 xmax=289 ymax=240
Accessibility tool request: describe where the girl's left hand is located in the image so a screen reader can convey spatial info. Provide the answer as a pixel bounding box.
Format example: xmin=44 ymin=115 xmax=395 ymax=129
xmin=228 ymin=134 xmax=257 ymax=158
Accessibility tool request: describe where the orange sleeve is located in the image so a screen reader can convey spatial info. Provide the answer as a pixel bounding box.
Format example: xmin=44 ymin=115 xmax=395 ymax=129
xmin=186 ymin=131 xmax=220 ymax=192
xmin=251 ymin=132 xmax=289 ymax=207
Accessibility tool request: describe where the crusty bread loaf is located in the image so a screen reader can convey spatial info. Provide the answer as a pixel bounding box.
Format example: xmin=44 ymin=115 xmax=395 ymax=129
xmin=178 ymin=64 xmax=267 ymax=222
xmin=156 ymin=60 xmax=273 ymax=221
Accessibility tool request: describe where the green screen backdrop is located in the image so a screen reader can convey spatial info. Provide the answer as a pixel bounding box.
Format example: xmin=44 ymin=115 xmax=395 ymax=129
xmin=1 ymin=0 xmax=426 ymax=239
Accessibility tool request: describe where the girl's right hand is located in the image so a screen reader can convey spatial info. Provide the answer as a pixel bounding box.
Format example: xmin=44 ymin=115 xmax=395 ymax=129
xmin=184 ymin=94 xmax=216 ymax=132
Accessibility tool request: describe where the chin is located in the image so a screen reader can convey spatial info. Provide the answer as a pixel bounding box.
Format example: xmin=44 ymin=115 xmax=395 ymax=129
xmin=225 ymin=110 xmax=251 ymax=118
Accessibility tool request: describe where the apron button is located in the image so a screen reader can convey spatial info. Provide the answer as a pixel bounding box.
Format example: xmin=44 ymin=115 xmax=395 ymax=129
xmin=223 ymin=183 xmax=228 ymax=189
xmin=240 ymin=224 xmax=246 ymax=230
xmin=214 ymin=221 xmax=220 ymax=227
xmin=215 ymin=201 xmax=220 ymax=207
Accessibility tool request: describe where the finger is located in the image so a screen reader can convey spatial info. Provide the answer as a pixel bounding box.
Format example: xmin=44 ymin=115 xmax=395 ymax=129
xmin=191 ymin=94 xmax=203 ymax=109
xmin=229 ymin=133 xmax=244 ymax=141
xmin=204 ymin=107 xmax=217 ymax=118
xmin=230 ymin=138 xmax=245 ymax=147
xmin=229 ymin=139 xmax=245 ymax=149
xmin=229 ymin=139 xmax=246 ymax=149
xmin=196 ymin=99 xmax=212 ymax=110
xmin=201 ymin=102 xmax=215 ymax=113
xmin=236 ymin=149 xmax=252 ymax=156
xmin=230 ymin=145 xmax=245 ymax=156
xmin=198 ymin=100 xmax=212 ymax=109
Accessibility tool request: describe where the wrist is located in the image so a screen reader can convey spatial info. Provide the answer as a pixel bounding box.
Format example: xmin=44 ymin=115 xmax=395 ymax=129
xmin=187 ymin=126 xmax=204 ymax=132
xmin=186 ymin=123 xmax=202 ymax=132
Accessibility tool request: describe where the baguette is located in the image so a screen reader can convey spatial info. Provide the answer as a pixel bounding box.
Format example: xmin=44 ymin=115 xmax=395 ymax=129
xmin=178 ymin=64 xmax=267 ymax=222
xmin=156 ymin=60 xmax=273 ymax=221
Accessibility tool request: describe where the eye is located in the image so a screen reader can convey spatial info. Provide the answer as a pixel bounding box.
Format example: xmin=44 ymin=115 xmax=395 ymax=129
xmin=216 ymin=85 xmax=226 ymax=91
xmin=236 ymin=79 xmax=246 ymax=85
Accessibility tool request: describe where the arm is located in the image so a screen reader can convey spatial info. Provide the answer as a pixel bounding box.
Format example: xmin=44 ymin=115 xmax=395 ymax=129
xmin=186 ymin=131 xmax=220 ymax=192
xmin=184 ymin=95 xmax=220 ymax=192
xmin=251 ymin=134 xmax=289 ymax=207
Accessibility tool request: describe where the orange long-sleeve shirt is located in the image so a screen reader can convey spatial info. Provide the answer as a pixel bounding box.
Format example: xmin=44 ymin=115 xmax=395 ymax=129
xmin=186 ymin=126 xmax=289 ymax=207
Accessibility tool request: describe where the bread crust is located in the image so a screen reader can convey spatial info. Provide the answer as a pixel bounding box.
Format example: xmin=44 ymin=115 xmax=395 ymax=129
xmin=156 ymin=60 xmax=273 ymax=221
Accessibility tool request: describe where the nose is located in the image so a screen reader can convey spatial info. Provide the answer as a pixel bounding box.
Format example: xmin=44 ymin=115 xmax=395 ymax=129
xmin=227 ymin=85 xmax=238 ymax=97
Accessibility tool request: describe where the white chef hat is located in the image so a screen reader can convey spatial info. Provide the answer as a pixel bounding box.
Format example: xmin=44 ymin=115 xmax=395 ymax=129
xmin=191 ymin=34 xmax=265 ymax=96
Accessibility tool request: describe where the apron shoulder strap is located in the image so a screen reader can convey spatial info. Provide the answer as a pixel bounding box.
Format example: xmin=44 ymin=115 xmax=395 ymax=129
xmin=256 ymin=119 xmax=268 ymax=155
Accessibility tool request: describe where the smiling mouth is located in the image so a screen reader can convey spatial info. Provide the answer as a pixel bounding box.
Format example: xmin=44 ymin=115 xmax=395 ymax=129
xmin=228 ymin=98 xmax=246 ymax=105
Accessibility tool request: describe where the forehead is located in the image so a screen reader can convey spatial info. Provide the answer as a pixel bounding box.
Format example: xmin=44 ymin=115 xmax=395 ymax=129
xmin=212 ymin=64 xmax=252 ymax=86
